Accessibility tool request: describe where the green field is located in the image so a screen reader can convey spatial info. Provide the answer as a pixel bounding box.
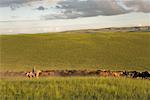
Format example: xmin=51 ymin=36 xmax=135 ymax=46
xmin=0 ymin=31 xmax=150 ymax=100
xmin=0 ymin=77 xmax=150 ymax=100
xmin=0 ymin=32 xmax=150 ymax=71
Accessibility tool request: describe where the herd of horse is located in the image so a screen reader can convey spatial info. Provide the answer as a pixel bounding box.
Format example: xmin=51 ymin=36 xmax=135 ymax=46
xmin=25 ymin=69 xmax=150 ymax=79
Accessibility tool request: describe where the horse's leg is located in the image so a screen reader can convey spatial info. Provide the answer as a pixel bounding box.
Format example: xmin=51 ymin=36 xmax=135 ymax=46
xmin=36 ymin=73 xmax=39 ymax=78
xmin=28 ymin=74 xmax=30 ymax=78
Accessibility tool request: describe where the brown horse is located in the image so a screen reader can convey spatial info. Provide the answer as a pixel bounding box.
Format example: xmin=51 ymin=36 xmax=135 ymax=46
xmin=99 ymin=71 xmax=111 ymax=77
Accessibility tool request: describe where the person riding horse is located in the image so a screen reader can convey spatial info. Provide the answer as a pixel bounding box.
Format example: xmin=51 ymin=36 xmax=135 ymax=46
xmin=26 ymin=67 xmax=41 ymax=78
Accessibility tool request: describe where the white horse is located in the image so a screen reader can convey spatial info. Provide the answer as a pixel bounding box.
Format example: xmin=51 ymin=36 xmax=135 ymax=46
xmin=26 ymin=72 xmax=35 ymax=78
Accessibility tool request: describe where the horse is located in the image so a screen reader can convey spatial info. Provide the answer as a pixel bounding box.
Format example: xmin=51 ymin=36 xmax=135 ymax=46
xmin=112 ymin=71 xmax=123 ymax=77
xmin=26 ymin=72 xmax=35 ymax=78
xmin=26 ymin=70 xmax=42 ymax=78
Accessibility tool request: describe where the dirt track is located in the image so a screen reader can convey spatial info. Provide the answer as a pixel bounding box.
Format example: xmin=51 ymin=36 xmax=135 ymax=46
xmin=0 ymin=70 xmax=150 ymax=79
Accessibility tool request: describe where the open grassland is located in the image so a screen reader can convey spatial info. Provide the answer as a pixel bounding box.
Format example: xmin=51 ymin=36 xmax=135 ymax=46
xmin=0 ymin=32 xmax=150 ymax=71
xmin=0 ymin=77 xmax=150 ymax=100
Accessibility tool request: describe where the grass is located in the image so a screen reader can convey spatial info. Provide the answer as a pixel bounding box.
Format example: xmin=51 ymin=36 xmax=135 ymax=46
xmin=0 ymin=31 xmax=150 ymax=100
xmin=0 ymin=32 xmax=150 ymax=71
xmin=0 ymin=77 xmax=150 ymax=100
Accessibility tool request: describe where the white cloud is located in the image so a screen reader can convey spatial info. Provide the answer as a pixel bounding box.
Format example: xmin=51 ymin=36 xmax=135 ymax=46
xmin=0 ymin=0 xmax=150 ymax=20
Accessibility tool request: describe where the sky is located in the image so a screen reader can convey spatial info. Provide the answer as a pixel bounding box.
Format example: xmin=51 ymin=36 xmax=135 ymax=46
xmin=0 ymin=0 xmax=150 ymax=34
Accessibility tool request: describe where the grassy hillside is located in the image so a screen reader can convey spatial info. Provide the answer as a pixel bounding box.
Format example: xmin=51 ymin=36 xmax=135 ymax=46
xmin=0 ymin=32 xmax=150 ymax=71
xmin=0 ymin=77 xmax=150 ymax=100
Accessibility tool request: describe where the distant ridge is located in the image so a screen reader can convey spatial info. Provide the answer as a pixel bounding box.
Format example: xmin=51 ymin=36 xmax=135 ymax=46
xmin=0 ymin=26 xmax=149 ymax=35
xmin=63 ymin=26 xmax=150 ymax=33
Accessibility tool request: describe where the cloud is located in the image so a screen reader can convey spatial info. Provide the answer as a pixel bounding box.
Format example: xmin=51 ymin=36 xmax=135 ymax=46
xmin=43 ymin=0 xmax=150 ymax=19
xmin=46 ymin=0 xmax=149 ymax=19
xmin=120 ymin=0 xmax=150 ymax=12
xmin=36 ymin=6 xmax=47 ymax=10
xmin=0 ymin=0 xmax=37 ymax=10
xmin=0 ymin=0 xmax=33 ymax=7
xmin=0 ymin=0 xmax=60 ymax=10
xmin=0 ymin=0 xmax=149 ymax=19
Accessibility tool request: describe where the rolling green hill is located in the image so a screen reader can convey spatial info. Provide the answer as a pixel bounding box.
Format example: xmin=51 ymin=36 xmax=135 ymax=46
xmin=0 ymin=31 xmax=150 ymax=71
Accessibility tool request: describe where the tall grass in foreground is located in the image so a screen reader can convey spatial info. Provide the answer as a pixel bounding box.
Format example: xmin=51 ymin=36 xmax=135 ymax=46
xmin=0 ymin=77 xmax=150 ymax=100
